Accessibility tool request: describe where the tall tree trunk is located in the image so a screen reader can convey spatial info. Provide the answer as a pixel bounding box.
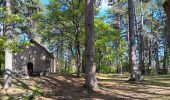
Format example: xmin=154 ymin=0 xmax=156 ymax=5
xmin=75 ymin=26 xmax=81 ymax=77
xmin=163 ymin=37 xmax=167 ymax=69
xmin=139 ymin=1 xmax=145 ymax=74
xmin=76 ymin=43 xmax=81 ymax=77
xmin=155 ymin=41 xmax=160 ymax=70
xmin=145 ymin=37 xmax=150 ymax=74
xmin=83 ymin=0 xmax=98 ymax=90
xmin=148 ymin=39 xmax=151 ymax=70
xmin=118 ymin=15 xmax=123 ymax=74
xmin=4 ymin=0 xmax=13 ymax=89
xmin=150 ymin=9 xmax=158 ymax=72
xmin=163 ymin=1 xmax=170 ymax=49
xmin=163 ymin=1 xmax=170 ymax=73
xmin=128 ymin=0 xmax=141 ymax=82
xmin=127 ymin=21 xmax=131 ymax=73
xmin=120 ymin=57 xmax=123 ymax=75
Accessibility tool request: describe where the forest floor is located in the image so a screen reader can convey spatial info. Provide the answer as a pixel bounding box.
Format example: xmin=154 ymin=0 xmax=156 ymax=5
xmin=0 ymin=73 xmax=170 ymax=100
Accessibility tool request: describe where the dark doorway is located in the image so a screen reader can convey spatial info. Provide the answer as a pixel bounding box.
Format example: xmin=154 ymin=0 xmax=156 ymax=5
xmin=27 ymin=62 xmax=33 ymax=76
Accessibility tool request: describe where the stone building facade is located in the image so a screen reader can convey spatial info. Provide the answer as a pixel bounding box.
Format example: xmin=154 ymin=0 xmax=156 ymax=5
xmin=12 ymin=40 xmax=56 ymax=76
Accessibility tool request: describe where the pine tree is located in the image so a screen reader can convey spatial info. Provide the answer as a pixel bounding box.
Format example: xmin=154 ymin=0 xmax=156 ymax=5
xmin=128 ymin=0 xmax=142 ymax=82
xmin=83 ymin=0 xmax=98 ymax=90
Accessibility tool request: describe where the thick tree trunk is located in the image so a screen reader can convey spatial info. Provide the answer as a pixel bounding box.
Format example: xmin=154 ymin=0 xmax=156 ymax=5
xmin=128 ymin=0 xmax=142 ymax=82
xmin=83 ymin=0 xmax=98 ymax=90
xmin=4 ymin=0 xmax=13 ymax=89
xmin=163 ymin=1 xmax=170 ymax=73
xmin=163 ymin=1 xmax=170 ymax=49
xmin=4 ymin=49 xmax=13 ymax=89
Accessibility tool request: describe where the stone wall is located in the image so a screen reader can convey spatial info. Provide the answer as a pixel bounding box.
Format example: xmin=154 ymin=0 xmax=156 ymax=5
xmin=13 ymin=41 xmax=54 ymax=75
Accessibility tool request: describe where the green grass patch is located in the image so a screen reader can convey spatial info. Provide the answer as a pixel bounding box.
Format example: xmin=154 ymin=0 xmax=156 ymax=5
xmin=144 ymin=74 xmax=170 ymax=87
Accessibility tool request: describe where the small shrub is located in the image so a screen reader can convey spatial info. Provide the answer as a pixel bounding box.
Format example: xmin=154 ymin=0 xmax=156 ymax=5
xmin=110 ymin=66 xmax=117 ymax=73
xmin=150 ymin=67 xmax=157 ymax=75
xmin=59 ymin=65 xmax=75 ymax=75
xmin=99 ymin=65 xmax=117 ymax=74
xmin=122 ymin=61 xmax=129 ymax=72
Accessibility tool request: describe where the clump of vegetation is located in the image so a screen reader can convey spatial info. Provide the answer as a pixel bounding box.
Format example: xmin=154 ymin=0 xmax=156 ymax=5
xmin=99 ymin=66 xmax=117 ymax=74
xmin=150 ymin=67 xmax=157 ymax=76
xmin=29 ymin=90 xmax=41 ymax=100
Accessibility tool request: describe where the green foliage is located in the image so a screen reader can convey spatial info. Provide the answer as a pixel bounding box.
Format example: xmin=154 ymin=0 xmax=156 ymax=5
xmin=37 ymin=0 xmax=86 ymax=73
xmin=0 ymin=0 xmax=165 ymax=77
xmin=0 ymin=36 xmax=5 ymax=49
xmin=59 ymin=65 xmax=74 ymax=74
xmin=100 ymin=65 xmax=117 ymax=74
xmin=150 ymin=67 xmax=157 ymax=76
xmin=94 ymin=18 xmax=127 ymax=74
xmin=122 ymin=61 xmax=129 ymax=72
xmin=0 ymin=36 xmax=5 ymax=73
xmin=0 ymin=0 xmax=43 ymax=50
xmin=166 ymin=52 xmax=170 ymax=63
xmin=29 ymin=90 xmax=41 ymax=100
xmin=109 ymin=0 xmax=128 ymax=15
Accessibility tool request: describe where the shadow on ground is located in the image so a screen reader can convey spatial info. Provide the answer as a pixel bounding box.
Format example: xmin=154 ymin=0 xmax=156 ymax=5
xmin=35 ymin=75 xmax=127 ymax=100
xmin=1 ymin=74 xmax=170 ymax=100
xmin=0 ymin=76 xmax=35 ymax=99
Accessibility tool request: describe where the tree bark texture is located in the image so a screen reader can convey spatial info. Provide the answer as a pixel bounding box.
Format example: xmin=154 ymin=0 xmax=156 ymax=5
xmin=163 ymin=1 xmax=170 ymax=49
xmin=128 ymin=0 xmax=141 ymax=81
xmin=139 ymin=1 xmax=145 ymax=74
xmin=4 ymin=0 xmax=13 ymax=89
xmin=84 ymin=0 xmax=98 ymax=90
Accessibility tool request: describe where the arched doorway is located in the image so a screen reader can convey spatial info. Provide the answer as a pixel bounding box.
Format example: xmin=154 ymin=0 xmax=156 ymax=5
xmin=27 ymin=62 xmax=33 ymax=76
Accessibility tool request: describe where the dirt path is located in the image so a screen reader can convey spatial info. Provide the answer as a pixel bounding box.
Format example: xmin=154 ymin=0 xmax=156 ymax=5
xmin=1 ymin=74 xmax=170 ymax=100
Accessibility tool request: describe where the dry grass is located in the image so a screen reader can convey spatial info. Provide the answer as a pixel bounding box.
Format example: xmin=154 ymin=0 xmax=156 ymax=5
xmin=0 ymin=74 xmax=170 ymax=100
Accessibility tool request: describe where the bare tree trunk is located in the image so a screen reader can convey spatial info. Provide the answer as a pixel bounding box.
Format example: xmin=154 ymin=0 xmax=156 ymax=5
xmin=127 ymin=21 xmax=131 ymax=73
xmin=75 ymin=26 xmax=81 ymax=77
xmin=4 ymin=0 xmax=13 ymax=89
xmin=83 ymin=0 xmax=98 ymax=90
xmin=4 ymin=49 xmax=13 ymax=89
xmin=128 ymin=0 xmax=142 ymax=82
xmin=70 ymin=0 xmax=82 ymax=77
xmin=163 ymin=37 xmax=167 ymax=69
xmin=163 ymin=1 xmax=170 ymax=49
xmin=76 ymin=43 xmax=81 ymax=77
xmin=120 ymin=57 xmax=123 ymax=75
xmin=155 ymin=41 xmax=160 ymax=70
xmin=148 ymin=40 xmax=151 ymax=70
xmin=163 ymin=1 xmax=170 ymax=73
xmin=139 ymin=1 xmax=145 ymax=74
